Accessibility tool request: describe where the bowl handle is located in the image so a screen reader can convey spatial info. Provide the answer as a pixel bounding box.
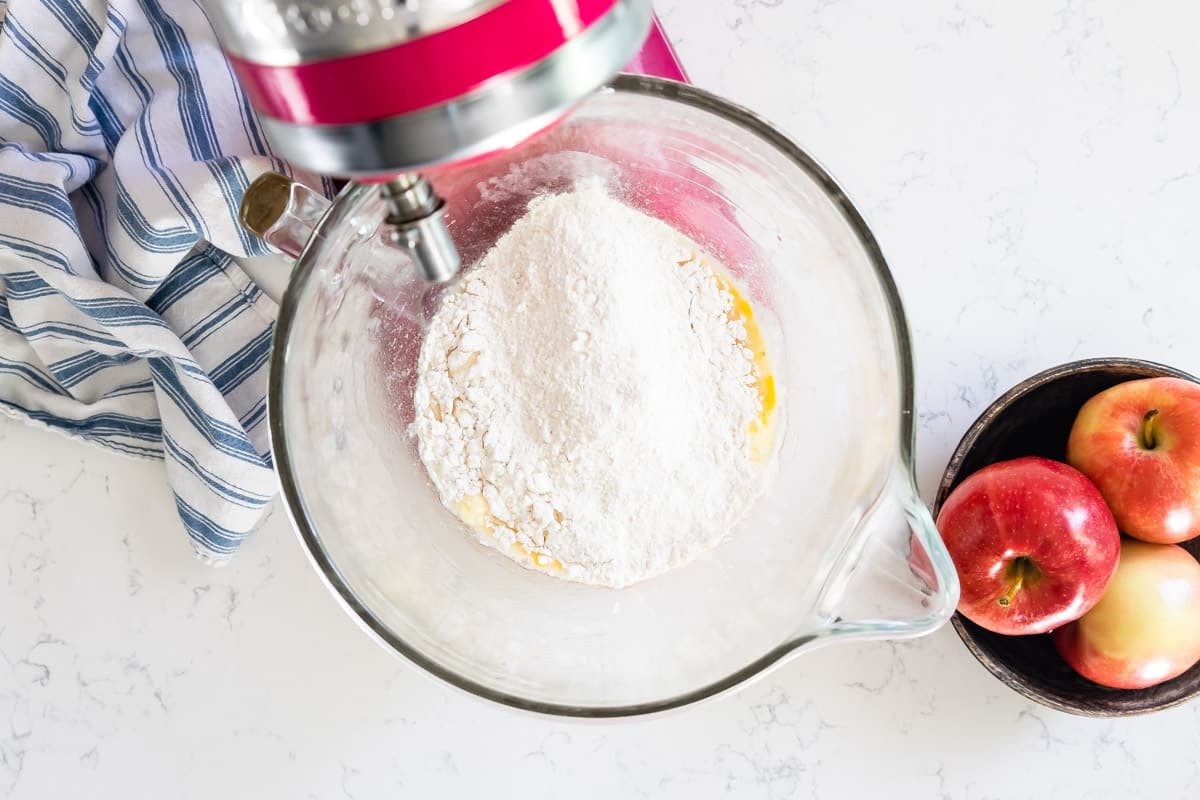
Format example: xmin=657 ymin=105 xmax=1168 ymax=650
xmin=811 ymin=466 xmax=960 ymax=642
xmin=238 ymin=172 xmax=330 ymax=262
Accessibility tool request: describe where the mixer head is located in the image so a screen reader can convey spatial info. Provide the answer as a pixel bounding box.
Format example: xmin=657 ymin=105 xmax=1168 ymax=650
xmin=206 ymin=0 xmax=654 ymax=281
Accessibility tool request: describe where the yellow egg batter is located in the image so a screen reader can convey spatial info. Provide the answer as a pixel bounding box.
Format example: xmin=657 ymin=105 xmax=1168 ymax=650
xmin=714 ymin=268 xmax=776 ymax=464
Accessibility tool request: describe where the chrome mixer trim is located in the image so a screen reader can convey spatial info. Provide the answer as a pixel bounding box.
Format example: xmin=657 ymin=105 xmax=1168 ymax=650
xmin=269 ymin=75 xmax=927 ymax=719
xmin=381 ymin=175 xmax=461 ymax=282
xmin=204 ymin=0 xmax=506 ymax=65
xmin=254 ymin=0 xmax=651 ymax=176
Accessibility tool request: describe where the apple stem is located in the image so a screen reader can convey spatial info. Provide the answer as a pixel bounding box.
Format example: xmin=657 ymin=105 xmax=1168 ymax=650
xmin=997 ymin=573 xmax=1023 ymax=607
xmin=998 ymin=556 xmax=1036 ymax=607
xmin=1139 ymin=409 xmax=1160 ymax=450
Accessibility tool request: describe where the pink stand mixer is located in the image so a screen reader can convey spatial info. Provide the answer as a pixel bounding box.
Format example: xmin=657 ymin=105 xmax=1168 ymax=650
xmin=205 ymin=0 xmax=679 ymax=282
xmin=212 ymin=0 xmax=960 ymax=716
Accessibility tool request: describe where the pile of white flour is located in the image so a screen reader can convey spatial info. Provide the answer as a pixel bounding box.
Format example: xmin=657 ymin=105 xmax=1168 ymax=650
xmin=412 ymin=179 xmax=765 ymax=587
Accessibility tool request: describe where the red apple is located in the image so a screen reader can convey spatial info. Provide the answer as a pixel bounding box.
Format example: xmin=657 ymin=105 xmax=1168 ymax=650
xmin=1066 ymin=376 xmax=1200 ymax=544
xmin=1052 ymin=539 xmax=1200 ymax=689
xmin=936 ymin=456 xmax=1120 ymax=635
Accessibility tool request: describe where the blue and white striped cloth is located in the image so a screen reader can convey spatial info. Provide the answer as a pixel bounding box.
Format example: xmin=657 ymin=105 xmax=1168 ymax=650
xmin=0 ymin=0 xmax=330 ymax=562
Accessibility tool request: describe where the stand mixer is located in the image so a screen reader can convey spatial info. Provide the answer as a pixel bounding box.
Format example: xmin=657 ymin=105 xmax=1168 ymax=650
xmin=204 ymin=0 xmax=661 ymax=281
xmin=208 ymin=1 xmax=961 ymax=716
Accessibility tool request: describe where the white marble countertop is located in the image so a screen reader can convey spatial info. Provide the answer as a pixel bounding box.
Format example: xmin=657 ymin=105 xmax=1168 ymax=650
xmin=4 ymin=1 xmax=1200 ymax=797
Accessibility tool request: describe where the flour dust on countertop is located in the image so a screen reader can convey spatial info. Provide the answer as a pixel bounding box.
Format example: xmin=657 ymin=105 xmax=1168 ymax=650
xmin=411 ymin=178 xmax=776 ymax=588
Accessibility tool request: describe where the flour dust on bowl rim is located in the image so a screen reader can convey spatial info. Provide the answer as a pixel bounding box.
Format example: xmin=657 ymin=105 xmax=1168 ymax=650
xmin=265 ymin=75 xmax=961 ymax=717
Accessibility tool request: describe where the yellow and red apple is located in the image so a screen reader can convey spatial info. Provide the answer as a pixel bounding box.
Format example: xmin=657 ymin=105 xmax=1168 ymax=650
xmin=936 ymin=456 xmax=1121 ymax=636
xmin=1067 ymin=377 xmax=1200 ymax=544
xmin=1052 ymin=539 xmax=1200 ymax=689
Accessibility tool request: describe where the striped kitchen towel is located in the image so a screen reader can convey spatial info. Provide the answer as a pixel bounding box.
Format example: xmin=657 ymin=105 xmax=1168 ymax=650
xmin=0 ymin=0 xmax=330 ymax=562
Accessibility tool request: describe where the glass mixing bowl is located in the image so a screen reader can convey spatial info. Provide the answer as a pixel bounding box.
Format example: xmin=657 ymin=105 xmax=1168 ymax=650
xmin=266 ymin=75 xmax=960 ymax=716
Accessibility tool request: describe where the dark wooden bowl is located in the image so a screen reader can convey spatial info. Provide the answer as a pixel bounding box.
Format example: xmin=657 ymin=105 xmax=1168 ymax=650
xmin=933 ymin=357 xmax=1200 ymax=717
